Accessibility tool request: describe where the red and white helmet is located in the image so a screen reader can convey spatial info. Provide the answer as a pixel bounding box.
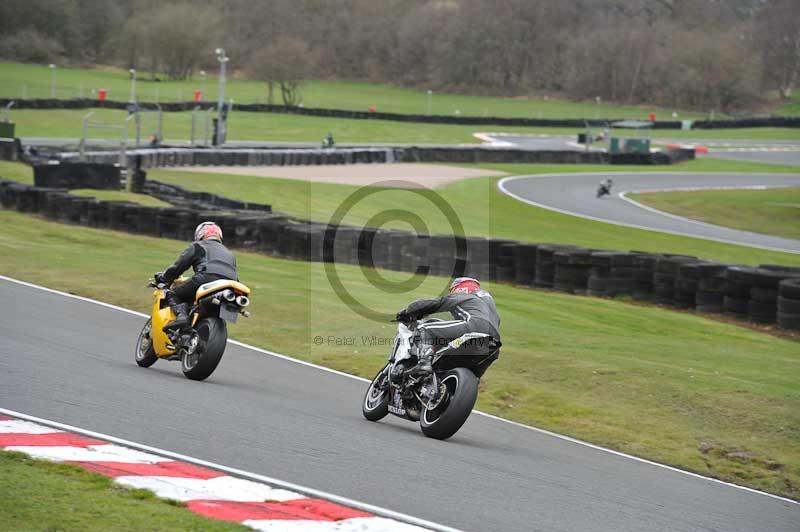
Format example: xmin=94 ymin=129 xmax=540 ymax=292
xmin=448 ymin=277 xmax=480 ymax=294
xmin=194 ymin=221 xmax=223 ymax=242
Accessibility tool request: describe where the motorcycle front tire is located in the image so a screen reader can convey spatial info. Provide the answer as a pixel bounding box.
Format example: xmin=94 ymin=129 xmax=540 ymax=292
xmin=419 ymin=367 xmax=479 ymax=440
xmin=134 ymin=319 xmax=158 ymax=368
xmin=362 ymin=364 xmax=390 ymax=421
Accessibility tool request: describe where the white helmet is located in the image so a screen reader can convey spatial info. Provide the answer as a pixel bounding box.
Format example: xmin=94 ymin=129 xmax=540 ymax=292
xmin=194 ymin=221 xmax=223 ymax=242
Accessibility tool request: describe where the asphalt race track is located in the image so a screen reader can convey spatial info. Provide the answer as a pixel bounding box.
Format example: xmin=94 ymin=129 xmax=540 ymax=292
xmin=1 ymin=278 xmax=798 ymax=531
xmin=499 ymin=172 xmax=800 ymax=254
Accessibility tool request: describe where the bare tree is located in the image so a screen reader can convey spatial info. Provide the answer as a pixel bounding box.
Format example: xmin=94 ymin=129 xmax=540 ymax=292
xmin=247 ymin=37 xmax=316 ymax=106
xmin=756 ymin=0 xmax=800 ymax=99
xmin=119 ymin=2 xmax=220 ymax=80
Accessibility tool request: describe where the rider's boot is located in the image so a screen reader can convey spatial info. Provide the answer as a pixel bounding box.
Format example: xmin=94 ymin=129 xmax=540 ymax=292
xmin=409 ymin=345 xmax=434 ymax=376
xmin=163 ymin=293 xmax=190 ymax=332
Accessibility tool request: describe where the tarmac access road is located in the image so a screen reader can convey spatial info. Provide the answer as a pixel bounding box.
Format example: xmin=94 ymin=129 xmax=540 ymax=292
xmin=1 ymin=277 xmax=798 ymax=532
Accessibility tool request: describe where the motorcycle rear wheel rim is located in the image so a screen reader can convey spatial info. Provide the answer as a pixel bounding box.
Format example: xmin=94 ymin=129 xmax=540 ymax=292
xmin=422 ymin=374 xmax=456 ymax=425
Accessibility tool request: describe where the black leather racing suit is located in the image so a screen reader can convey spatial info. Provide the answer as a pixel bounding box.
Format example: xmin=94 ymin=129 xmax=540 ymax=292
xmin=398 ymin=290 xmax=501 ymax=358
xmin=162 ymin=239 xmax=238 ymax=304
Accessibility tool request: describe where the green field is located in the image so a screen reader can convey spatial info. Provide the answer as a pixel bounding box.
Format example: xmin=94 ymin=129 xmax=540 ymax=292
xmin=0 ymin=61 xmax=715 ymax=119
xmin=148 ymin=159 xmax=800 ymax=267
xmin=0 ymin=451 xmax=247 ymax=531
xmin=0 ymin=209 xmax=798 ymax=501
xmin=8 ymin=107 xmax=800 ymax=144
xmin=630 ymin=187 xmax=800 ymax=241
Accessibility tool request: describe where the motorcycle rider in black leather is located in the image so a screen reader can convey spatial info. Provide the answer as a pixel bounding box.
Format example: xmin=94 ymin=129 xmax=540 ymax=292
xmin=156 ymin=221 xmax=238 ymax=332
xmin=395 ymin=277 xmax=501 ymax=375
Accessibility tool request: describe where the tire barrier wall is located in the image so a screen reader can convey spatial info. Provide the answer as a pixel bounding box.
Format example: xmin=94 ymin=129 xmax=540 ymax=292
xmin=56 ymin=146 xmax=693 ymax=168
xmin=2 ymin=175 xmax=798 ymax=334
xmin=57 ymin=147 xmax=399 ymax=168
xmin=3 ymin=98 xmax=799 ymax=129
xmin=33 ymin=162 xmax=121 ymax=190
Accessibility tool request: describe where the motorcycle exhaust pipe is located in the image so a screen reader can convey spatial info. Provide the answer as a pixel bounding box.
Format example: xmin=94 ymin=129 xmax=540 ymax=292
xmin=235 ymin=295 xmax=249 ymax=308
xmin=223 ymin=290 xmax=236 ymax=302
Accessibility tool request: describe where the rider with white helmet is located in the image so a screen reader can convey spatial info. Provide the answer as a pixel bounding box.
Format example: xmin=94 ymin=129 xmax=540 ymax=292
xmin=156 ymin=221 xmax=238 ymax=331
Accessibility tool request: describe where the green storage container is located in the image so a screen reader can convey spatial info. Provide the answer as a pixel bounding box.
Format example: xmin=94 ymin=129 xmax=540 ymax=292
xmin=0 ymin=121 xmax=14 ymax=139
xmin=624 ymin=138 xmax=651 ymax=154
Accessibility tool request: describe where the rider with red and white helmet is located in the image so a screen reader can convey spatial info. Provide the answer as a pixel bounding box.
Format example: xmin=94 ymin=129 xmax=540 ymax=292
xmin=395 ymin=277 xmax=501 ymax=375
xmin=156 ymin=221 xmax=238 ymax=331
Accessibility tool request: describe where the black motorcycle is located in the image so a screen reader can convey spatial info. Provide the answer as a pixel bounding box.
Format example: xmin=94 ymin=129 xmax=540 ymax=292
xmin=362 ymin=319 xmax=499 ymax=440
xmin=597 ymin=180 xmax=613 ymax=198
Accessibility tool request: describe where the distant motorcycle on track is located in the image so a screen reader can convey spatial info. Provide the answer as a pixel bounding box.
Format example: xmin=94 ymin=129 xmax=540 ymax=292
xmin=362 ymin=319 xmax=500 ymax=440
xmin=597 ymin=178 xmax=614 ymax=198
xmin=134 ymin=276 xmax=251 ymax=380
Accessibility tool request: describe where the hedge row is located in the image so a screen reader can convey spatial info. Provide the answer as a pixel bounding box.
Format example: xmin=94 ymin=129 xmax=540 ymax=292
xmin=3 ymin=98 xmax=798 ymax=129
xmin=2 ymin=175 xmax=797 ymax=334
xmin=57 ymin=146 xmax=693 ymax=168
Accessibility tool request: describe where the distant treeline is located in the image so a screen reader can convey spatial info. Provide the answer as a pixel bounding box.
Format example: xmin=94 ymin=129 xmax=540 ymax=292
xmin=1 ymin=0 xmax=798 ymax=113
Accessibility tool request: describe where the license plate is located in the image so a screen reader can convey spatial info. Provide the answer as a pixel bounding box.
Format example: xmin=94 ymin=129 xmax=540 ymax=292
xmin=219 ymin=305 xmax=238 ymax=323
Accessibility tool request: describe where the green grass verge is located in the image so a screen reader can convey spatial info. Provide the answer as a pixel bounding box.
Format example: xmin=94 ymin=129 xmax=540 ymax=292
xmin=0 ymin=209 xmax=798 ymax=501
xmin=0 ymin=60 xmax=714 ymax=119
xmin=149 ymin=159 xmax=800 ymax=267
xmin=0 ymin=161 xmax=169 ymax=207
xmin=630 ymin=187 xmax=800 ymax=241
xmin=0 ymin=450 xmax=248 ymax=531
xmin=10 ymin=108 xmax=800 ymax=143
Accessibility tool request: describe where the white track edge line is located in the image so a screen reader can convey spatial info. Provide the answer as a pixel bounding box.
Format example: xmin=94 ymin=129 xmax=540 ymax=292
xmin=496 ymin=173 xmax=800 ymax=255
xmin=0 ymin=407 xmax=460 ymax=532
xmin=2 ymin=274 xmax=798 ymax=507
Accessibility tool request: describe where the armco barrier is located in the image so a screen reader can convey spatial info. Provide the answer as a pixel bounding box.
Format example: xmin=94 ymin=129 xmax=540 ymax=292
xmin=1 ymin=175 xmax=798 ymax=335
xmin=4 ymin=98 xmax=799 ymax=130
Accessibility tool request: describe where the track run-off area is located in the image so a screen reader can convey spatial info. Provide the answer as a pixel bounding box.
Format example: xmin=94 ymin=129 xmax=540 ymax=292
xmin=498 ymin=172 xmax=800 ymax=254
xmin=1 ymin=276 xmax=798 ymax=532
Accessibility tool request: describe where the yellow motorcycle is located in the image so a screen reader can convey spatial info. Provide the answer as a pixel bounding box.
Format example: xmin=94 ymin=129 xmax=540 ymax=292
xmin=135 ymin=277 xmax=251 ymax=380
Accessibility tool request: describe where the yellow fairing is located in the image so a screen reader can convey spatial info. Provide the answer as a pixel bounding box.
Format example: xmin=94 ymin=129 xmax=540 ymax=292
xmin=194 ymin=279 xmax=250 ymax=302
xmin=150 ymin=288 xmax=177 ymax=357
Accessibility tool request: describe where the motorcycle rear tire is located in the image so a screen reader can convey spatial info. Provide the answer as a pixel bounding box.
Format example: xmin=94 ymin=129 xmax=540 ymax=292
xmin=182 ymin=317 xmax=227 ymax=381
xmin=362 ymin=364 xmax=390 ymax=421
xmin=134 ymin=319 xmax=158 ymax=368
xmin=420 ymin=367 xmax=478 ymax=440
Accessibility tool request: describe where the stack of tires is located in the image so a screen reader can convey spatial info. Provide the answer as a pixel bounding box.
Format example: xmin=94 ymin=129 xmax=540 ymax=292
xmin=723 ymin=267 xmax=756 ymax=320
xmin=587 ymin=251 xmax=633 ymax=297
xmin=605 ymin=253 xmax=636 ymax=297
xmin=587 ymin=252 xmax=613 ymax=297
xmin=777 ymin=279 xmax=800 ymax=331
xmin=654 ymin=256 xmax=697 ymax=306
xmin=534 ymin=245 xmax=561 ymax=288
xmin=512 ymin=244 xmax=538 ymax=286
xmin=553 ymin=248 xmax=592 ymax=294
xmin=632 ymin=253 xmax=659 ymax=301
xmin=749 ymin=268 xmax=800 ymax=325
xmin=694 ymin=263 xmax=729 ymax=313
xmin=674 ymin=261 xmax=704 ymax=309
xmin=495 ymin=242 xmax=518 ymax=282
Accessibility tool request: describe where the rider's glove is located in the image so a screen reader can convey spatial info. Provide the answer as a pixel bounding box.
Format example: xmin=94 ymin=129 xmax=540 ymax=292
xmin=154 ymin=272 xmax=166 ymax=285
xmin=396 ymin=310 xmax=413 ymax=323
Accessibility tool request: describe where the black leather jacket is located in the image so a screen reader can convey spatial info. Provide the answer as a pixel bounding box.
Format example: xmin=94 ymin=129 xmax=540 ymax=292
xmin=163 ymin=239 xmax=238 ymax=284
xmin=399 ymin=290 xmax=501 ymax=338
